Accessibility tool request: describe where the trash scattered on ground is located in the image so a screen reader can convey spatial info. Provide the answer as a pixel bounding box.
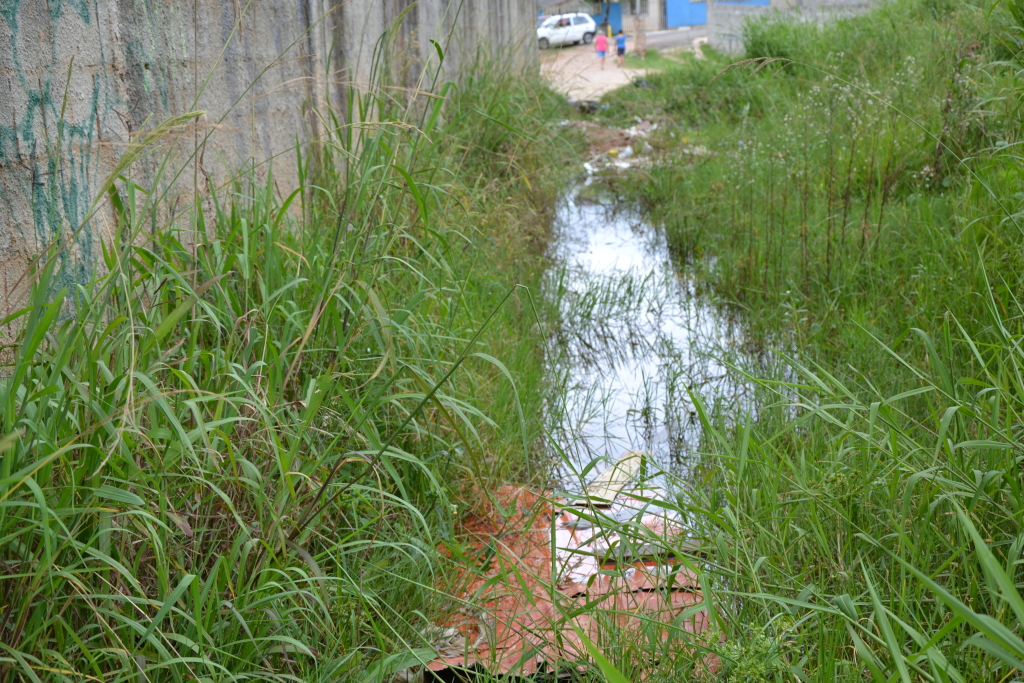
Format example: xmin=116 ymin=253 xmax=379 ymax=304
xmin=567 ymin=99 xmax=604 ymax=114
xmin=680 ymin=144 xmax=713 ymax=158
xmin=555 ymin=113 xmax=705 ymax=172
xmin=421 ymin=452 xmax=716 ymax=679
xmin=627 ymin=117 xmax=657 ymax=138
xmin=555 ymin=119 xmax=600 ymax=130
xmin=576 ymin=118 xmax=660 ymax=171
xmin=572 ymin=451 xmax=641 ymax=505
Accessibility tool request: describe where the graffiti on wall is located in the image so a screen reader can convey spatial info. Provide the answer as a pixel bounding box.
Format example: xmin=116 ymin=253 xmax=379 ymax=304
xmin=0 ymin=0 xmax=322 ymax=305
xmin=0 ymin=0 xmax=538 ymax=308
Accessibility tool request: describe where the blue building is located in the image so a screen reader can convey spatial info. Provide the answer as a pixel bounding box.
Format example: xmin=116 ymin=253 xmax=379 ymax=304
xmin=665 ymin=0 xmax=769 ymax=28
xmin=664 ymin=0 xmax=707 ymax=26
xmin=582 ymin=0 xmax=770 ymax=32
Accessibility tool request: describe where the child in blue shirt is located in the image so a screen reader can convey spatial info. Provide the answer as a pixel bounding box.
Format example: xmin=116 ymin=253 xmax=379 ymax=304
xmin=615 ymin=31 xmax=627 ymax=67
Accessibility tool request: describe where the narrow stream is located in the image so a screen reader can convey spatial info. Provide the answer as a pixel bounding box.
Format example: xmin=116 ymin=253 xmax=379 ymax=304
xmin=547 ymin=179 xmax=761 ymax=493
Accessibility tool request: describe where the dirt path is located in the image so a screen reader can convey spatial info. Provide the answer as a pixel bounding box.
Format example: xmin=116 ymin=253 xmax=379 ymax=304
xmin=540 ymin=44 xmax=649 ymax=101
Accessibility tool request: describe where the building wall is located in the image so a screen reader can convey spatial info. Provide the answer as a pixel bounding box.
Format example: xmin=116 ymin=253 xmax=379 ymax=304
xmin=585 ymin=1 xmax=667 ymax=34
xmin=622 ymin=10 xmax=664 ymax=33
xmin=591 ymin=4 xmax=625 ymax=32
xmin=666 ymin=0 xmax=709 ymax=28
xmin=707 ymin=0 xmax=874 ymax=53
xmin=0 ymin=0 xmax=536 ymax=311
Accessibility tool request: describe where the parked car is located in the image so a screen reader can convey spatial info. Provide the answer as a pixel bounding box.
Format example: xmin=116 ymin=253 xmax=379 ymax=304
xmin=537 ymin=13 xmax=596 ymax=49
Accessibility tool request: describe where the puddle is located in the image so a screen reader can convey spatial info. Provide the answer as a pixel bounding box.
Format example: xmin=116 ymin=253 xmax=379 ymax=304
xmin=546 ymin=180 xmax=765 ymax=491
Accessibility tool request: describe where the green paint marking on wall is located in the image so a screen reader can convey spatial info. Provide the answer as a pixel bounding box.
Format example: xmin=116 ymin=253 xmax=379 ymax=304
xmin=49 ymin=0 xmax=90 ymax=23
xmin=1 ymin=0 xmax=28 ymax=89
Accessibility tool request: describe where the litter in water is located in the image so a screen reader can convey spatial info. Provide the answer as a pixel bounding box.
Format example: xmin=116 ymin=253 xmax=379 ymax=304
xmin=422 ymin=452 xmax=716 ymax=679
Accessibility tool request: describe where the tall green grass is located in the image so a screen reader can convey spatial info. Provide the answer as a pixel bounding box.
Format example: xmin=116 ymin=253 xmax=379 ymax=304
xmin=605 ymin=0 xmax=1020 ymax=369
xmin=582 ymin=0 xmax=1024 ymax=680
xmin=0 ymin=40 xmax=575 ymax=683
xmin=669 ymin=275 xmax=1024 ymax=681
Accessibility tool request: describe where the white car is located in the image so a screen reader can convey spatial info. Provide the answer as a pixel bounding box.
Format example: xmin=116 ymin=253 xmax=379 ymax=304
xmin=537 ymin=13 xmax=597 ymax=49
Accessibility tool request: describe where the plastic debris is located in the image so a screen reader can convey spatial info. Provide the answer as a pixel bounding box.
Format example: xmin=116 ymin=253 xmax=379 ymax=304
xmin=568 ymin=99 xmax=603 ymax=114
xmin=424 ymin=452 xmax=716 ymax=678
xmin=573 ymin=449 xmax=642 ymax=506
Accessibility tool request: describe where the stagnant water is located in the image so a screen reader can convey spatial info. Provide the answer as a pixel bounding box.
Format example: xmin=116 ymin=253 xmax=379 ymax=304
xmin=547 ymin=180 xmax=762 ymax=493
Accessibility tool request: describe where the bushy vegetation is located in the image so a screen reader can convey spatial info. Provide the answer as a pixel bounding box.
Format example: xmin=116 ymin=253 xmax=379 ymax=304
xmin=0 ymin=51 xmax=575 ymax=681
xmin=13 ymin=0 xmax=1024 ymax=679
xmin=610 ymin=0 xmax=1018 ymax=356
xmin=595 ymin=0 xmax=1024 ymax=680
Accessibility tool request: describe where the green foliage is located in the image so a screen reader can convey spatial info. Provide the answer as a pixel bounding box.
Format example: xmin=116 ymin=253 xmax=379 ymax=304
xmin=681 ymin=295 xmax=1024 ymax=681
xmin=714 ymin=627 xmax=792 ymax=682
xmin=589 ymin=0 xmax=1024 ymax=680
xmin=605 ymin=0 xmax=1014 ymax=376
xmin=0 ymin=46 xmax=573 ymax=683
xmin=598 ymin=51 xmax=771 ymax=128
xmin=743 ymin=19 xmax=802 ymax=62
xmin=744 ymin=0 xmax=959 ymax=76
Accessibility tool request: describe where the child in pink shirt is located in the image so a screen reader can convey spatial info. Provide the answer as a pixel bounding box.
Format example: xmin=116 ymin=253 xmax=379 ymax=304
xmin=595 ymin=33 xmax=608 ymax=70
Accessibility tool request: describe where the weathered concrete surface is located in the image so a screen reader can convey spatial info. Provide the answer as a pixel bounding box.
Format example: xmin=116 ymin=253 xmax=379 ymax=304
xmin=0 ymin=0 xmax=536 ymax=312
xmin=708 ymin=0 xmax=875 ymax=54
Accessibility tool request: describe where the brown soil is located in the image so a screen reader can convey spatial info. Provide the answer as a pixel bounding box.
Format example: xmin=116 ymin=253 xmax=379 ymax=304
xmin=586 ymin=126 xmax=633 ymax=155
xmin=428 ymin=486 xmax=716 ymax=677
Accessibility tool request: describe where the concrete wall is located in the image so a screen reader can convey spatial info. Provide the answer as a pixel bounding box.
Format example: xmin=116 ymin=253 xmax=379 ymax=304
xmin=623 ymin=7 xmax=665 ymax=34
xmin=0 ymin=0 xmax=536 ymax=311
xmin=708 ymin=0 xmax=875 ymax=53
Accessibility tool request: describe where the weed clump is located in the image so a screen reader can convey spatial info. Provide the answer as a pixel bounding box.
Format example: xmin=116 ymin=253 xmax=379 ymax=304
xmin=713 ymin=626 xmax=792 ymax=682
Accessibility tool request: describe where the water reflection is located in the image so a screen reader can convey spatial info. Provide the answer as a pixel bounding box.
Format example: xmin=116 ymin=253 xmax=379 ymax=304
xmin=546 ymin=180 xmax=762 ymax=491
